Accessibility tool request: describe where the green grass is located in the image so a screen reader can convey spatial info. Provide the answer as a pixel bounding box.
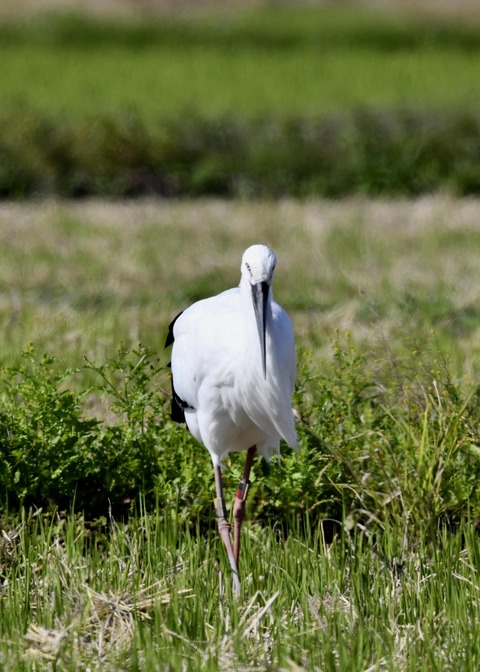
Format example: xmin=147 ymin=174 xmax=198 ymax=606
xmin=1 ymin=198 xmax=480 ymax=668
xmin=3 ymin=41 xmax=479 ymax=119
xmin=1 ymin=8 xmax=480 ymax=120
xmin=1 ymin=509 xmax=480 ymax=671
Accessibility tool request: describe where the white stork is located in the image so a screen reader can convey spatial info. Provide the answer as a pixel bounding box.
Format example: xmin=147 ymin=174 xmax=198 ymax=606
xmin=165 ymin=244 xmax=298 ymax=593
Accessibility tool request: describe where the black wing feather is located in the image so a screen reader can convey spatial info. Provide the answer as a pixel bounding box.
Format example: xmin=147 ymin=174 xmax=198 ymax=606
xmin=165 ymin=311 xmax=191 ymax=424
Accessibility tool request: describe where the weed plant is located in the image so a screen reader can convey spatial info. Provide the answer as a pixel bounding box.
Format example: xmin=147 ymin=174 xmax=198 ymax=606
xmin=1 ymin=336 xmax=480 ymax=537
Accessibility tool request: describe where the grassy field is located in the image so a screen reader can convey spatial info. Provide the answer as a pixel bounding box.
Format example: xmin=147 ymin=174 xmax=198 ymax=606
xmin=2 ymin=3 xmax=480 ymax=669
xmin=1 ymin=197 xmax=480 ymax=374
xmin=1 ymin=509 xmax=480 ymax=671
xmin=1 ymin=199 xmax=480 ymax=668
xmin=1 ymin=8 xmax=480 ymax=120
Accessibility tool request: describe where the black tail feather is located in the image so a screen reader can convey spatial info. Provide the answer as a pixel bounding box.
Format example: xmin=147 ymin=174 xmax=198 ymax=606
xmin=164 ymin=311 xmax=183 ymax=349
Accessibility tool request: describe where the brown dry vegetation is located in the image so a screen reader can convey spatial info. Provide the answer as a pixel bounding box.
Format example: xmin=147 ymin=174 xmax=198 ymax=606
xmin=1 ymin=196 xmax=480 ymax=381
xmin=2 ymin=0 xmax=480 ymax=22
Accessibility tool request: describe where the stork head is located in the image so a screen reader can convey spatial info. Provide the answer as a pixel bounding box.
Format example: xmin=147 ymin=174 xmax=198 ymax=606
xmin=241 ymin=245 xmax=277 ymax=378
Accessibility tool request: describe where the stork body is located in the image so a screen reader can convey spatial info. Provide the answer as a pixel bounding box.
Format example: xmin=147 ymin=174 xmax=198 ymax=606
xmin=166 ymin=244 xmax=298 ymax=593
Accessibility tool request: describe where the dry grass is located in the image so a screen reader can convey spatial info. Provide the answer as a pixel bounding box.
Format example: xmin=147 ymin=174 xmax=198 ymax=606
xmin=0 ymin=0 xmax=283 ymax=20
xmin=0 ymin=513 xmax=191 ymax=671
xmin=2 ymin=0 xmax=480 ymax=22
xmin=1 ymin=196 xmax=480 ymax=377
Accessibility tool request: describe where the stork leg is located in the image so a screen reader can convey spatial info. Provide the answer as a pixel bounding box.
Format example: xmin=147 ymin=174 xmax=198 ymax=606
xmin=214 ymin=465 xmax=241 ymax=594
xmin=233 ymin=446 xmax=256 ymax=568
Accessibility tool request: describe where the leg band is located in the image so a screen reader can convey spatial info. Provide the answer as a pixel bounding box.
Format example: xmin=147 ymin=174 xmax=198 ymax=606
xmin=235 ymin=480 xmax=250 ymax=502
xmin=214 ymin=497 xmax=228 ymax=519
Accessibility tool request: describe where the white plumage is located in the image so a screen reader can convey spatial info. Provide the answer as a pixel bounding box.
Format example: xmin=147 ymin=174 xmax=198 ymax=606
xmin=166 ymin=244 xmax=298 ymax=592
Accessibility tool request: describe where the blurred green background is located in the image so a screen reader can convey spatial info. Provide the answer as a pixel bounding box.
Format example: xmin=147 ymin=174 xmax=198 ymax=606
xmin=2 ymin=2 xmax=480 ymax=119
xmin=1 ymin=0 xmax=480 ymax=197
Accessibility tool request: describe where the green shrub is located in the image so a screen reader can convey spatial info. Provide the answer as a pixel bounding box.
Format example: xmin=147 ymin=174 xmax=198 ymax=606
xmin=1 ymin=340 xmax=479 ymax=542
xmin=2 ymin=106 xmax=480 ymax=199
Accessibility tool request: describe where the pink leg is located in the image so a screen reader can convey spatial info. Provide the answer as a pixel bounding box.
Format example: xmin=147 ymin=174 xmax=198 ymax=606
xmin=214 ymin=465 xmax=240 ymax=594
xmin=233 ymin=446 xmax=256 ymax=568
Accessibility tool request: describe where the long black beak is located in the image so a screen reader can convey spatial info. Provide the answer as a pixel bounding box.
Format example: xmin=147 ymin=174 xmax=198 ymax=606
xmin=251 ymin=281 xmax=269 ymax=378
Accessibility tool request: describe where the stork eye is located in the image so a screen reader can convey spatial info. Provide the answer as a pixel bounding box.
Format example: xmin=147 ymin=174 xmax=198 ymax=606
xmin=245 ymin=262 xmax=252 ymax=274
